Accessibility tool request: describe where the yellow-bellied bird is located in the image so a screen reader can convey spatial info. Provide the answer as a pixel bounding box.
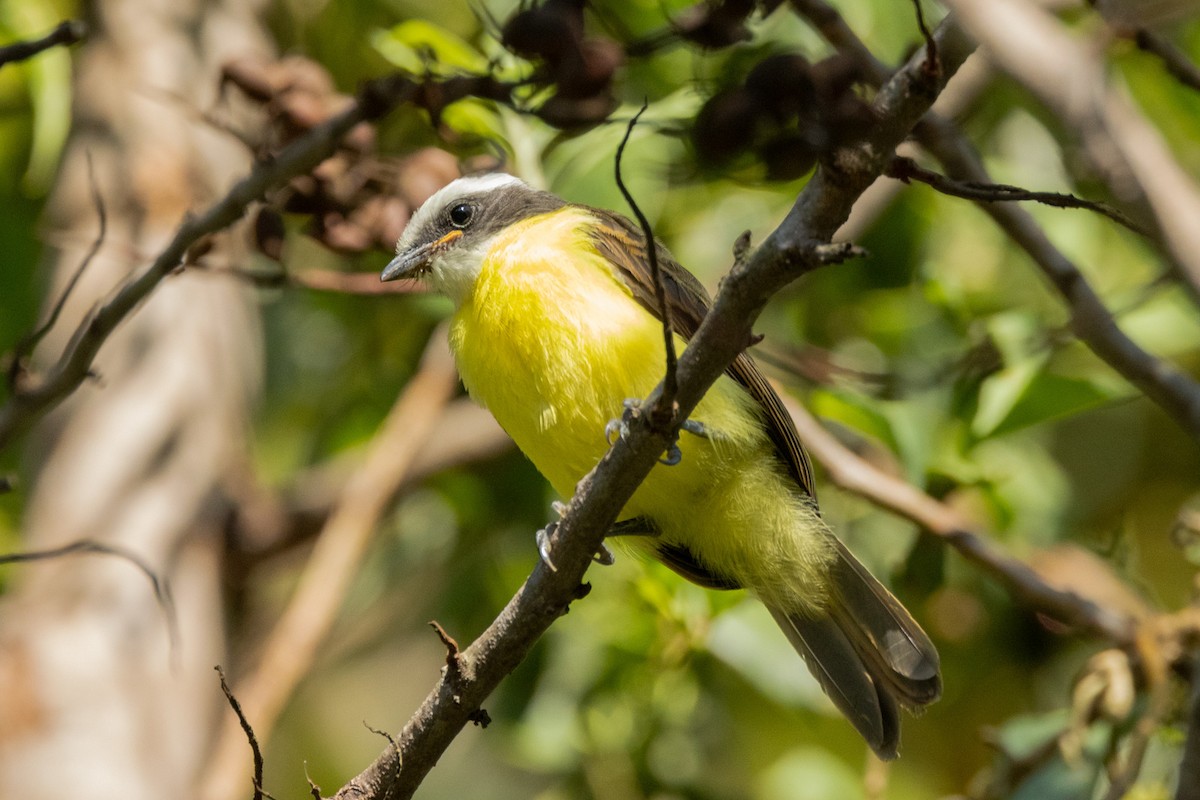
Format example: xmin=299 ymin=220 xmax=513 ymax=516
xmin=382 ymin=173 xmax=940 ymax=759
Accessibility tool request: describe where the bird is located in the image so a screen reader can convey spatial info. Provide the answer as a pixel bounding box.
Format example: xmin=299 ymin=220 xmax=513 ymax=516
xmin=381 ymin=172 xmax=941 ymax=759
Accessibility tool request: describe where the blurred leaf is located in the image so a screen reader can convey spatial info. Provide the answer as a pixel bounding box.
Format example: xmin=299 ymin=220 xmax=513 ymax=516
xmin=372 ymin=19 xmax=488 ymax=74
xmin=756 ymin=748 xmax=865 ymax=800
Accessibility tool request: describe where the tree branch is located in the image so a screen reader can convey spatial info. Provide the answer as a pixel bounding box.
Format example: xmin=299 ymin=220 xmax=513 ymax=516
xmin=201 ymin=331 xmax=458 ymax=800
xmin=940 ymin=0 xmax=1200 ymax=306
xmin=330 ymin=18 xmax=977 ymax=800
xmin=792 ymin=0 xmax=1200 ymax=449
xmin=0 ymin=20 xmax=85 ymax=69
xmin=779 ymin=392 xmax=1135 ymax=642
xmin=0 ymin=74 xmax=419 ymax=456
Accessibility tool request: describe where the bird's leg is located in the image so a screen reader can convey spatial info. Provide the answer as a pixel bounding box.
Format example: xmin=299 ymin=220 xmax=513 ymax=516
xmin=593 ymin=515 xmax=661 ymax=565
xmin=537 ymin=504 xmax=660 ymax=571
xmin=606 ymin=399 xmax=710 ymax=466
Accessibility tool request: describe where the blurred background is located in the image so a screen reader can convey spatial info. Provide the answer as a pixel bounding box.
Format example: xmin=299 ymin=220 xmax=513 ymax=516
xmin=1 ymin=0 xmax=1199 ymax=798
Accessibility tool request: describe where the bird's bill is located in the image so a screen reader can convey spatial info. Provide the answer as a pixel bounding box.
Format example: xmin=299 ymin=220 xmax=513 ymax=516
xmin=380 ymin=229 xmax=463 ymax=282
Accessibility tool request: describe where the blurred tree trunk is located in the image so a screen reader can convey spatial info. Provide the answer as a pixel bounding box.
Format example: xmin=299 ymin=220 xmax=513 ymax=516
xmin=0 ymin=1 xmax=270 ymax=797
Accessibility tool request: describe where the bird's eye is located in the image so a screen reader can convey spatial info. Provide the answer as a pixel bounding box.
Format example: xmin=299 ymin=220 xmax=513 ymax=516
xmin=449 ymin=203 xmax=474 ymax=228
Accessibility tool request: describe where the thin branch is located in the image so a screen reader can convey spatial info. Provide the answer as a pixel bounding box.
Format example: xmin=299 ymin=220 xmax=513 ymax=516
xmin=886 ymin=155 xmax=1146 ymax=235
xmin=1134 ymin=29 xmax=1200 ymax=93
xmin=614 ymin=101 xmax=678 ymax=412
xmin=940 ymin=0 xmax=1200 ymax=307
xmin=792 ymin=0 xmax=1200 ymax=448
xmin=919 ymin=121 xmax=1200 ymax=447
xmin=215 ymin=666 xmax=265 ymax=800
xmin=0 ymin=20 xmax=85 ymax=69
xmin=779 ymin=392 xmax=1135 ymax=642
xmin=0 ymin=539 xmax=179 ymax=648
xmin=0 ymin=74 xmax=419 ymax=456
xmin=9 ymin=152 xmax=106 ymax=391
xmin=909 ymin=0 xmax=940 ymax=80
xmin=200 ymin=331 xmax=458 ymax=800
xmin=1178 ymin=648 xmax=1200 ymax=800
xmin=329 ymin=19 xmax=977 ymax=800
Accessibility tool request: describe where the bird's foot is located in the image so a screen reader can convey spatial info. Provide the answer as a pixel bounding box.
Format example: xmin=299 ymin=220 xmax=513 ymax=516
xmin=605 ymin=398 xmax=644 ymax=446
xmin=537 ymin=507 xmax=661 ymax=571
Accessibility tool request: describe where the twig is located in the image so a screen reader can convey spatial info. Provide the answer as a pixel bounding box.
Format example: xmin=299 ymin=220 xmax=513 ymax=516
xmin=614 ymin=101 xmax=678 ymax=412
xmin=909 ymin=0 xmax=940 ymax=79
xmin=328 ymin=19 xmax=977 ymax=800
xmin=1134 ymin=29 xmax=1200 ymax=93
xmin=940 ymin=0 xmax=1200 ymax=308
xmin=9 ymin=152 xmax=106 ymax=391
xmin=1178 ymin=649 xmax=1200 ymax=800
xmin=0 ymin=20 xmax=85 ymax=69
xmin=216 ymin=666 xmax=265 ymax=800
xmin=779 ymin=391 xmax=1135 ymax=642
xmin=200 ymin=330 xmax=458 ymax=800
xmin=0 ymin=539 xmax=179 ymax=648
xmin=793 ymin=0 xmax=1200 ymax=448
xmin=886 ymin=155 xmax=1146 ymax=235
xmin=0 ymin=74 xmax=419 ymax=456
xmin=920 ymin=122 xmax=1200 ymax=447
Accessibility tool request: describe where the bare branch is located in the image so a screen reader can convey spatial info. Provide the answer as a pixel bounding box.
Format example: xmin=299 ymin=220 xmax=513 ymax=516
xmin=0 ymin=74 xmax=420 ymax=456
xmin=9 ymin=152 xmax=107 ymax=391
xmin=941 ymin=0 xmax=1200 ymax=305
xmin=779 ymin=392 xmax=1135 ymax=642
xmin=0 ymin=539 xmax=179 ymax=649
xmin=0 ymin=20 xmax=84 ymax=69
xmin=201 ymin=330 xmax=458 ymax=800
xmin=886 ymin=155 xmax=1146 ymax=235
xmin=614 ymin=102 xmax=679 ymax=416
xmin=1178 ymin=649 xmax=1200 ymax=800
xmin=215 ymin=666 xmax=265 ymax=800
xmin=329 ymin=18 xmax=977 ymax=800
xmin=793 ymin=0 xmax=1200 ymax=448
xmin=1134 ymin=29 xmax=1200 ymax=93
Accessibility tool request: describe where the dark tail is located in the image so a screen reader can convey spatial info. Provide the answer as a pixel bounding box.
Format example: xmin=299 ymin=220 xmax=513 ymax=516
xmin=767 ymin=540 xmax=941 ymax=760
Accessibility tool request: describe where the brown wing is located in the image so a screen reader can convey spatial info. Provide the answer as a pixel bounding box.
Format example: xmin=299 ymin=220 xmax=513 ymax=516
xmin=585 ymin=206 xmax=818 ymax=501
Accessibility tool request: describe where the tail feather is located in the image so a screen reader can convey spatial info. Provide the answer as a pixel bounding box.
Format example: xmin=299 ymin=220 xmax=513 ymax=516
xmin=767 ymin=541 xmax=941 ymax=760
xmin=828 ymin=540 xmax=942 ymax=706
xmin=767 ymin=606 xmax=901 ymax=759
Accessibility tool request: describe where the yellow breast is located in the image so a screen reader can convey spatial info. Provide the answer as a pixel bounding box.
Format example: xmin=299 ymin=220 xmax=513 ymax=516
xmin=448 ymin=206 xmax=833 ymax=611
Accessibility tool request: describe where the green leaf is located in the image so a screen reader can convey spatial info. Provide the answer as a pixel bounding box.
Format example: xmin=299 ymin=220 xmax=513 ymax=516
xmin=372 ymin=20 xmax=487 ymax=74
xmin=974 ymin=367 xmax=1128 ymax=438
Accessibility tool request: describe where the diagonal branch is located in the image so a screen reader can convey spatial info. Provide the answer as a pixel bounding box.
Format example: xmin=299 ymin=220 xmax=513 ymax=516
xmin=201 ymin=331 xmax=458 ymax=800
xmin=0 ymin=20 xmax=85 ymax=69
xmin=791 ymin=0 xmax=1200 ymax=449
xmin=330 ymin=18 xmax=977 ymax=800
xmin=940 ymin=0 xmax=1200 ymax=305
xmin=885 ymin=155 xmax=1145 ymax=235
xmin=0 ymin=75 xmax=418 ymax=455
xmin=779 ymin=392 xmax=1135 ymax=642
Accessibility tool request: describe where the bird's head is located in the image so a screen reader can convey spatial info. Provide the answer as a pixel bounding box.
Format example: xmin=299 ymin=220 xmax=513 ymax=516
xmin=382 ymin=173 xmax=565 ymax=303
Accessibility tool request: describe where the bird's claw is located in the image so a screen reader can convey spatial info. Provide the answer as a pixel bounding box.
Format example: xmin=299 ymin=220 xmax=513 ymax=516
xmin=536 ymin=522 xmax=558 ymax=572
xmin=605 ymin=398 xmax=644 ymax=446
xmin=680 ymin=418 xmax=708 ymax=439
xmin=537 ymin=502 xmax=616 ymax=570
xmin=593 ymin=542 xmax=615 ymax=566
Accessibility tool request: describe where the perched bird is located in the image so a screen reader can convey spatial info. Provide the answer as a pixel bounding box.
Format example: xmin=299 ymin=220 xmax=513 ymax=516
xmin=382 ymin=173 xmax=940 ymax=758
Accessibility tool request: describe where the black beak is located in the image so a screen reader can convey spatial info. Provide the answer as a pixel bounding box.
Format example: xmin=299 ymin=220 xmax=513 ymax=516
xmin=381 ymin=230 xmax=463 ymax=282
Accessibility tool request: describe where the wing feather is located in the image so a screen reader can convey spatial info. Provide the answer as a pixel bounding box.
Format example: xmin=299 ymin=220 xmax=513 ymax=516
xmin=585 ymin=209 xmax=817 ymax=499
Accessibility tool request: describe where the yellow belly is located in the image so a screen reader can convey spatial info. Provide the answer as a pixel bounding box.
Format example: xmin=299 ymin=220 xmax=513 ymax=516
xmin=449 ymin=208 xmax=833 ymax=610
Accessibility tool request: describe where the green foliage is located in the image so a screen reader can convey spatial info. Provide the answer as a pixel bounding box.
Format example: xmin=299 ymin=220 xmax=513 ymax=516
xmin=3 ymin=0 xmax=1199 ymax=797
